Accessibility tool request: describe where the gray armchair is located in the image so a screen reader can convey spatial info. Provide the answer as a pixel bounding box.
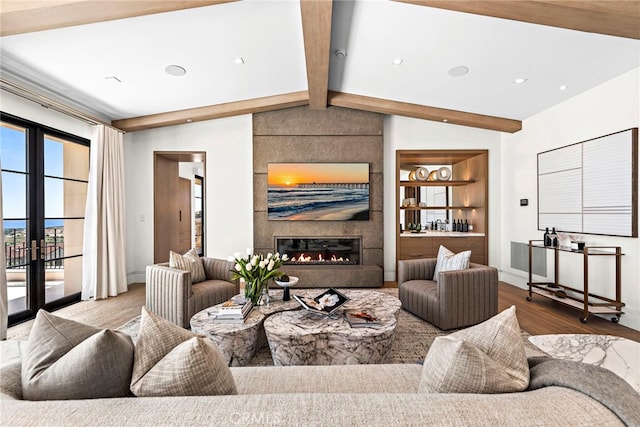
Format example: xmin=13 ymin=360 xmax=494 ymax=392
xmin=398 ymin=258 xmax=498 ymax=330
xmin=146 ymin=257 xmax=239 ymax=328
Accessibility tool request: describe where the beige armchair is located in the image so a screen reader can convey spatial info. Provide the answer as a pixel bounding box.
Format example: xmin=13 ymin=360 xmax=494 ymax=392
xmin=146 ymin=257 xmax=239 ymax=328
xmin=398 ymin=258 xmax=498 ymax=330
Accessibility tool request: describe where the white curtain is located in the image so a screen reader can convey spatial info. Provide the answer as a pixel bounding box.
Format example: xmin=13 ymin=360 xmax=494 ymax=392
xmin=0 ymin=156 xmax=7 ymax=339
xmin=81 ymin=125 xmax=127 ymax=300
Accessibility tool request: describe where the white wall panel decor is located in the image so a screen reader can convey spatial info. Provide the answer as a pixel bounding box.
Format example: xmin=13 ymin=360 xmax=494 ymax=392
xmin=538 ymin=128 xmax=638 ymax=237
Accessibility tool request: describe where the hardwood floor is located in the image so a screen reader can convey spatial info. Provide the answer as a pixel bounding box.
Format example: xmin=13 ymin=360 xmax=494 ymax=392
xmin=498 ymin=282 xmax=640 ymax=341
xmin=6 ymin=283 xmax=146 ymax=341
xmin=6 ymin=281 xmax=640 ymax=343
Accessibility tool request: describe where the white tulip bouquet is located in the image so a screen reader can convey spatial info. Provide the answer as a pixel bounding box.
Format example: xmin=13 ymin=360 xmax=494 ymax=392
xmin=229 ymin=249 xmax=289 ymax=305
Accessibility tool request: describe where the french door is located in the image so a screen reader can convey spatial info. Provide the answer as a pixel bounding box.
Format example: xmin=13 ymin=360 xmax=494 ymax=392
xmin=1 ymin=113 xmax=89 ymax=326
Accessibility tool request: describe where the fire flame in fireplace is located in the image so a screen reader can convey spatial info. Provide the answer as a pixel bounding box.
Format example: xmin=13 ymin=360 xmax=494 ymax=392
xmin=291 ymin=253 xmax=350 ymax=263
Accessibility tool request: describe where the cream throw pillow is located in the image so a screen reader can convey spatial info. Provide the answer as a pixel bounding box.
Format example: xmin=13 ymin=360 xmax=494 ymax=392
xmin=130 ymin=307 xmax=237 ymax=397
xmin=419 ymin=305 xmax=529 ymax=393
xmin=433 ymin=245 xmax=471 ymax=281
xmin=169 ymin=248 xmax=206 ymax=283
xmin=21 ymin=310 xmax=134 ymax=400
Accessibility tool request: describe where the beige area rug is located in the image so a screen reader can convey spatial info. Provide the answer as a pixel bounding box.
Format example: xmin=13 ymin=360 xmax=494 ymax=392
xmin=117 ymin=288 xmax=546 ymax=366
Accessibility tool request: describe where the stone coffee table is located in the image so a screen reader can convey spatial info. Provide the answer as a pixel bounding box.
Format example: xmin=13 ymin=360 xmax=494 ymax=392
xmin=263 ymin=289 xmax=402 ymax=366
xmin=190 ymin=292 xmax=299 ymax=367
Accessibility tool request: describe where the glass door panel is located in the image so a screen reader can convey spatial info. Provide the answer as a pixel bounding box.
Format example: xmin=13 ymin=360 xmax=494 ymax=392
xmin=194 ymin=175 xmax=204 ymax=256
xmin=1 ymin=123 xmax=31 ymax=316
xmin=43 ymin=134 xmax=89 ymax=305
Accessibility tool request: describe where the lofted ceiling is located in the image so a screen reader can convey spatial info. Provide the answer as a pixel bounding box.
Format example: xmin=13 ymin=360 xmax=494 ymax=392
xmin=0 ymin=0 xmax=639 ymax=133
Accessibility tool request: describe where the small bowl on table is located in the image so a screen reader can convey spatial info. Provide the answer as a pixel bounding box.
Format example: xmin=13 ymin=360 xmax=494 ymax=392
xmin=274 ymin=276 xmax=299 ymax=301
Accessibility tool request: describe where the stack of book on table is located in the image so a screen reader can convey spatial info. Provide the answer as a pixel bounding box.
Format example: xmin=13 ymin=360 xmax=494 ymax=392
xmin=212 ymin=299 xmax=253 ymax=324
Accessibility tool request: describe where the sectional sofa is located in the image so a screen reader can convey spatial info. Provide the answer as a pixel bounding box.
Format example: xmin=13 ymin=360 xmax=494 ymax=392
xmin=1 ymin=358 xmax=637 ymax=426
xmin=1 ymin=306 xmax=638 ymax=426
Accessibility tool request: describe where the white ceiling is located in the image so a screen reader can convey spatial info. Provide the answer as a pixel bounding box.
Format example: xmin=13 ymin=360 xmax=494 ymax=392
xmin=1 ymin=0 xmax=639 ymax=127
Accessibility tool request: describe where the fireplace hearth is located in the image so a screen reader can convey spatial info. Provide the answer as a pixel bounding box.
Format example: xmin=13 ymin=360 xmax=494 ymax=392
xmin=275 ymin=237 xmax=361 ymax=266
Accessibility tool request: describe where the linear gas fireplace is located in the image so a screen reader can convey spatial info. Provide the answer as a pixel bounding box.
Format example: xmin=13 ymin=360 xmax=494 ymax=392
xmin=275 ymin=237 xmax=361 ymax=266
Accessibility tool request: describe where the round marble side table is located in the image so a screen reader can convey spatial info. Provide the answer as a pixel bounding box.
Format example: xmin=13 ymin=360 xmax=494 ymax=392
xmin=263 ymin=290 xmax=401 ymax=366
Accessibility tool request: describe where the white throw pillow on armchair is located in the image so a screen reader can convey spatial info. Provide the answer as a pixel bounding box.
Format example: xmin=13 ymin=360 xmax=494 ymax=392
xmin=433 ymin=245 xmax=471 ymax=281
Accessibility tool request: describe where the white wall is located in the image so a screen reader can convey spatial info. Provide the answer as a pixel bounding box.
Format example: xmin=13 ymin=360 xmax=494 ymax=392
xmin=501 ymin=67 xmax=640 ymax=330
xmin=124 ymin=116 xmax=253 ymax=283
xmin=0 ymin=91 xmax=94 ymax=140
xmin=383 ymin=117 xmax=503 ymax=281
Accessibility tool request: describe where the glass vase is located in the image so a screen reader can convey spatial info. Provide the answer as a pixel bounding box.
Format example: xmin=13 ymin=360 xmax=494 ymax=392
xmin=245 ymin=280 xmax=266 ymax=306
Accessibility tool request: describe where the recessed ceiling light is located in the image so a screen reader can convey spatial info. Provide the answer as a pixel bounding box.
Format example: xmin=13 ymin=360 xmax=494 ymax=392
xmin=442 ymin=119 xmax=449 ymax=123
xmin=392 ymin=58 xmax=404 ymax=66
xmin=448 ymin=65 xmax=469 ymax=77
xmin=513 ymin=78 xmax=528 ymax=84
xmin=234 ymin=57 xmax=245 ymax=65
xmin=559 ymin=85 xmax=568 ymax=91
xmin=186 ymin=119 xmax=193 ymax=123
xmin=165 ymin=65 xmax=187 ymax=77
xmin=105 ymin=76 xmax=121 ymax=83
xmin=335 ymin=49 xmax=347 ymax=59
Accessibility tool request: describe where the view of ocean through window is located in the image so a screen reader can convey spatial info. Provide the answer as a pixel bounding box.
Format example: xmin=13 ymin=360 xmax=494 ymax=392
xmin=2 ymin=118 xmax=89 ymax=318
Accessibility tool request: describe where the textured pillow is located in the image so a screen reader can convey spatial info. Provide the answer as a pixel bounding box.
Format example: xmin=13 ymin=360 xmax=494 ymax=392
xmin=419 ymin=305 xmax=529 ymax=393
xmin=169 ymin=248 xmax=206 ymax=283
xmin=433 ymin=245 xmax=471 ymax=281
xmin=21 ymin=310 xmax=134 ymax=400
xmin=130 ymin=307 xmax=237 ymax=397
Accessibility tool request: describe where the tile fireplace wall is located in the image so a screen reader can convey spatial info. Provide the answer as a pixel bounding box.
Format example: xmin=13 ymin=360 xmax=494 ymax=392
xmin=253 ymin=106 xmax=384 ymax=287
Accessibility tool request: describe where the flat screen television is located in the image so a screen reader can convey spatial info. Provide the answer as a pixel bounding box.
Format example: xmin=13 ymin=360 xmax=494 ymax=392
xmin=267 ymin=163 xmax=370 ymax=221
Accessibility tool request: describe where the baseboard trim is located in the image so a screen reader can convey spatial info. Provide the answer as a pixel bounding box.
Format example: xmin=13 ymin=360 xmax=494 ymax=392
xmin=127 ymin=272 xmax=145 ymax=284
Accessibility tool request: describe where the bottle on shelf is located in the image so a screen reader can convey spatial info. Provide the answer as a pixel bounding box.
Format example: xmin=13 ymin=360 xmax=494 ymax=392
xmin=543 ymin=227 xmax=551 ymax=246
xmin=551 ymin=227 xmax=558 ymax=248
xmin=463 ymin=219 xmax=469 ymax=232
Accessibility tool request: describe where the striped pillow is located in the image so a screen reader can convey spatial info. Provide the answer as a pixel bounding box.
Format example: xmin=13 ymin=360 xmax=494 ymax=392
xmin=130 ymin=307 xmax=237 ymax=397
xmin=433 ymin=245 xmax=471 ymax=281
xmin=419 ymin=306 xmax=529 ymax=393
xmin=169 ymin=249 xmax=206 ymax=283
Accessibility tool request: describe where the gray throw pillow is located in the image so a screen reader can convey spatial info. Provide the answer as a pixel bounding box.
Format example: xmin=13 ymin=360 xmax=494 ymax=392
xmin=169 ymin=248 xmax=206 ymax=283
xmin=419 ymin=305 xmax=530 ymax=393
xmin=21 ymin=310 xmax=134 ymax=400
xmin=130 ymin=307 xmax=237 ymax=397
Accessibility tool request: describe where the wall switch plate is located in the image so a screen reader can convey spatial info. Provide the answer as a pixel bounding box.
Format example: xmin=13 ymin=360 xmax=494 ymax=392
xmin=520 ymin=199 xmax=528 ymax=206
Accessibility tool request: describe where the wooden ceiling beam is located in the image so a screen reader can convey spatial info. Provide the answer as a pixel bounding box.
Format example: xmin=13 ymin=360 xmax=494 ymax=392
xmin=394 ymin=0 xmax=640 ymax=39
xmin=0 ymin=0 xmax=236 ymax=37
xmin=328 ymin=91 xmax=522 ymax=133
xmin=300 ymin=0 xmax=333 ymax=109
xmin=111 ymin=91 xmax=309 ymax=132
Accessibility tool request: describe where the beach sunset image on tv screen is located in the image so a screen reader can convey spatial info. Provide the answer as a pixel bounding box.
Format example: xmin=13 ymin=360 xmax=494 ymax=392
xmin=267 ymin=163 xmax=370 ymax=220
